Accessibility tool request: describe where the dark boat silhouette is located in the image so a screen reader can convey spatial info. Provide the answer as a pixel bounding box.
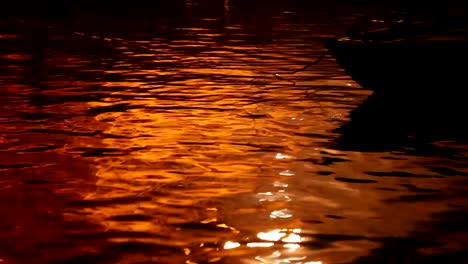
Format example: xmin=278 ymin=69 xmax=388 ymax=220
xmin=326 ymin=18 xmax=468 ymax=97
xmin=326 ymin=17 xmax=468 ymax=151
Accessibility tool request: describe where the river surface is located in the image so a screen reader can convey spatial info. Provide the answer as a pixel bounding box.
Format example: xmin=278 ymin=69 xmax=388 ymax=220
xmin=0 ymin=1 xmax=467 ymax=264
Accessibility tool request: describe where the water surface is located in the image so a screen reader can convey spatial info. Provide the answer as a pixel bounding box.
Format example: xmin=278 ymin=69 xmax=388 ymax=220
xmin=0 ymin=2 xmax=467 ymax=264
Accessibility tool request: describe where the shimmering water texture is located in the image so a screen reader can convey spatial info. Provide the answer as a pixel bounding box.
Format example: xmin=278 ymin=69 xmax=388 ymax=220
xmin=0 ymin=3 xmax=467 ymax=264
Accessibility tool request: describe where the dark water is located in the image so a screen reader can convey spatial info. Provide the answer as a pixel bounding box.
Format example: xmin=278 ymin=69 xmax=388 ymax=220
xmin=1 ymin=1 xmax=467 ymax=264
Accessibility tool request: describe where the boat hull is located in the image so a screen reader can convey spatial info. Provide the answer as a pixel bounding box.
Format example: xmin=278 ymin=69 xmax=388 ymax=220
xmin=326 ymin=37 xmax=467 ymax=98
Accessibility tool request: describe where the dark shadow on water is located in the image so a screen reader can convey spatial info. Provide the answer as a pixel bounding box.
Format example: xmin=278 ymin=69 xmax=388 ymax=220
xmin=348 ymin=207 xmax=468 ymax=264
xmin=332 ymin=89 xmax=468 ymax=153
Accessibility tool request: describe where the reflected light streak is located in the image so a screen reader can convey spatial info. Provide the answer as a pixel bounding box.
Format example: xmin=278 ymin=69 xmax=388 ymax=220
xmin=200 ymin=218 xmax=217 ymax=224
xmin=273 ymin=181 xmax=288 ymax=187
xmin=247 ymin=242 xmax=275 ymax=248
xmin=276 ymin=153 xmax=293 ymax=160
xmin=257 ymin=229 xmax=303 ymax=251
xmin=279 ymin=170 xmax=295 ymax=176
xmin=270 ymin=209 xmax=293 ymax=219
xmin=224 ymin=241 xmax=240 ymax=249
xmin=291 ymin=117 xmax=304 ymax=121
xmin=102 ymin=81 xmax=145 ymax=87
xmin=257 ymin=189 xmax=292 ymax=202
xmin=255 ymin=251 xmax=320 ymax=263
xmin=281 ymin=233 xmax=302 ymax=243
xmin=216 ymin=223 xmax=239 ymax=232
xmin=257 ymin=229 xmax=286 ymax=241
xmin=283 ymin=243 xmax=300 ymax=251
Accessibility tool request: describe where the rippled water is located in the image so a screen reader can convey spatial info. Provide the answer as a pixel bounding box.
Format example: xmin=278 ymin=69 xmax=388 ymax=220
xmin=1 ymin=2 xmax=467 ymax=264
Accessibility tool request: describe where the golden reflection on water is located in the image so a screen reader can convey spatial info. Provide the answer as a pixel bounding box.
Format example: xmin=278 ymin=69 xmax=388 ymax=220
xmin=1 ymin=7 xmax=468 ymax=264
xmin=72 ymin=28 xmax=351 ymax=262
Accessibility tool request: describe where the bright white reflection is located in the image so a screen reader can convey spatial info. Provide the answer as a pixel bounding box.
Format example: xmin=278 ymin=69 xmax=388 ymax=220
xmin=257 ymin=191 xmax=291 ymax=202
xmin=273 ymin=181 xmax=288 ymax=187
xmin=290 ymin=116 xmax=305 ymax=122
xmin=255 ymin=250 xmax=282 ymax=262
xmin=279 ymin=170 xmax=295 ymax=176
xmin=256 ymin=251 xmax=317 ymax=263
xmin=283 ymin=243 xmax=300 ymax=251
xmin=223 ymin=241 xmax=240 ymax=249
xmin=247 ymin=242 xmax=275 ymax=248
xmin=270 ymin=209 xmax=293 ymax=219
xmin=276 ymin=153 xmax=293 ymax=160
xmin=257 ymin=229 xmax=286 ymax=241
xmin=282 ymin=233 xmax=302 ymax=243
